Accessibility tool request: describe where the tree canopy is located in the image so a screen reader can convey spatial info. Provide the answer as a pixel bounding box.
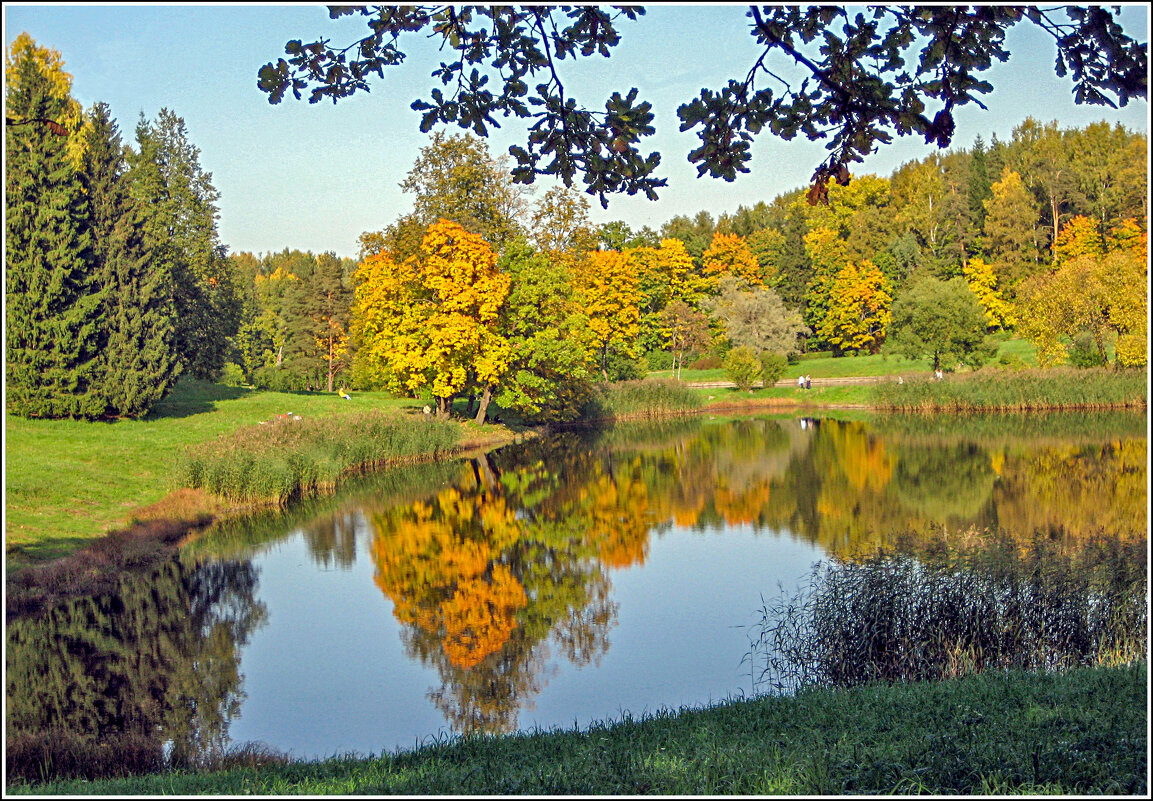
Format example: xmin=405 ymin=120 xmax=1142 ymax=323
xmin=260 ymin=6 xmax=1147 ymax=205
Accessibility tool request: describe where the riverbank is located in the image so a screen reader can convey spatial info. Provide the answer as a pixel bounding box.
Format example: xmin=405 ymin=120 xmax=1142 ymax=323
xmin=7 ymin=662 xmax=1145 ymax=794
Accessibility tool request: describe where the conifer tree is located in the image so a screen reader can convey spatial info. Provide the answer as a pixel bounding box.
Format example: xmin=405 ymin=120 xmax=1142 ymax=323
xmin=282 ymin=253 xmax=353 ymax=392
xmin=130 ymin=109 xmax=240 ymax=380
xmin=82 ymin=102 xmax=181 ymax=417
xmin=5 ymin=38 xmax=106 ymax=418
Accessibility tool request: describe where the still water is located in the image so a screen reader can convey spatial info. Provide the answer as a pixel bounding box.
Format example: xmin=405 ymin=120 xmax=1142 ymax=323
xmin=6 ymin=411 xmax=1147 ymax=763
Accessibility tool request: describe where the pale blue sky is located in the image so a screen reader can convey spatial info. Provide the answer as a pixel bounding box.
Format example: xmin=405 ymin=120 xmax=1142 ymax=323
xmin=5 ymin=3 xmax=1149 ymax=259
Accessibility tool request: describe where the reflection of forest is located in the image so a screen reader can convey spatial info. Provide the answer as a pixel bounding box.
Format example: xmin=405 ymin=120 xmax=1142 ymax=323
xmin=5 ymin=557 xmax=267 ymax=777
xmin=363 ymin=412 xmax=1146 ymax=736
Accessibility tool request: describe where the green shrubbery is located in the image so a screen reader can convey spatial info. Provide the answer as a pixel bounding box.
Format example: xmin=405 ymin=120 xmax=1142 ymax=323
xmin=179 ymin=410 xmax=460 ymax=504
xmin=723 ymin=346 xmax=761 ymax=390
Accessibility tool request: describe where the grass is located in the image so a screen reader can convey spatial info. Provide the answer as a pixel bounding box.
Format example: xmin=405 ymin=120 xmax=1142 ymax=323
xmin=871 ymin=366 xmax=1148 ymax=411
xmin=7 ymin=663 xmax=1144 ymax=795
xmin=179 ymin=409 xmax=460 ymax=505
xmin=3 ymin=379 xmax=428 ymax=565
xmin=578 ymin=378 xmax=704 ymax=421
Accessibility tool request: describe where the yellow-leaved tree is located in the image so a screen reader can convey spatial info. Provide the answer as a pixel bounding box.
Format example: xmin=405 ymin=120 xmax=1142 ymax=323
xmin=573 ymin=249 xmax=642 ymax=380
xmin=818 ymin=261 xmax=892 ymax=354
xmin=701 ymin=232 xmax=761 ymax=288
xmin=351 ymin=219 xmax=511 ymax=421
xmin=962 ymin=256 xmax=1016 ymax=331
xmin=1018 ymin=218 xmax=1147 ymax=367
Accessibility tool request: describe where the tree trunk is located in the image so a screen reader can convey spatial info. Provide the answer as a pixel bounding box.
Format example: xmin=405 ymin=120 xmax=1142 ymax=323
xmin=474 ymin=385 xmax=492 ymax=425
xmin=436 ymin=395 xmax=451 ymax=419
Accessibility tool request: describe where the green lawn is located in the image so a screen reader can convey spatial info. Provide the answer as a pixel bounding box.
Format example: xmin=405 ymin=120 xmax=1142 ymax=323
xmin=9 ymin=663 xmax=1144 ymax=795
xmin=4 ymin=380 xmax=422 ymax=562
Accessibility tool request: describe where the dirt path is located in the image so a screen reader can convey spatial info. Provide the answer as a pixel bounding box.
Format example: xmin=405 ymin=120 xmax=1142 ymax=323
xmin=685 ymin=375 xmax=896 ymax=389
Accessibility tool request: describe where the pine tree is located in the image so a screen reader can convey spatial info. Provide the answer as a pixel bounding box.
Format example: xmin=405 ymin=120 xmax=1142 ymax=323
xmin=82 ymin=102 xmax=182 ymax=417
xmin=5 ymin=40 xmax=106 ymax=419
xmin=282 ymin=253 xmax=353 ymax=392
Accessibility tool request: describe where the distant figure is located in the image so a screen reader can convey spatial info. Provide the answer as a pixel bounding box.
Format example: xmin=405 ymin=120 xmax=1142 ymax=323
xmin=934 ymin=369 xmax=943 ymax=381
xmin=338 ymin=386 xmax=351 ymax=400
xmin=797 ymin=374 xmax=805 ymax=389
xmin=897 ymin=376 xmax=904 ymax=385
xmin=805 ymin=375 xmax=812 ymax=390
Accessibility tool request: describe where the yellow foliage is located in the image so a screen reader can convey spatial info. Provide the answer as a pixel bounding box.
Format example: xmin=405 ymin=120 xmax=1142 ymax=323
xmin=818 ymin=260 xmax=892 ymax=353
xmin=962 ymin=257 xmax=1016 ymax=330
xmin=702 ymin=232 xmax=760 ymax=287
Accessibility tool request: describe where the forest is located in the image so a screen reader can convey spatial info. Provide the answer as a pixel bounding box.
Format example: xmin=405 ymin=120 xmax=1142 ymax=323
xmin=6 ymin=33 xmax=1149 ymax=424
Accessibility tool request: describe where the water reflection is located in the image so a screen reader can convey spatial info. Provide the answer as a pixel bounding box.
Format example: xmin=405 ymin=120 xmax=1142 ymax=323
xmin=7 ymin=411 xmax=1146 ymax=772
xmin=5 ymin=558 xmax=267 ymax=779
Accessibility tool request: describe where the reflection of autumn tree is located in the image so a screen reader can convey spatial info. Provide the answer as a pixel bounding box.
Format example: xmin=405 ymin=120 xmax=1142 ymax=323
xmin=5 ymin=558 xmax=267 ymax=772
xmin=990 ymin=439 xmax=1147 ymax=541
xmin=890 ymin=443 xmax=997 ymax=522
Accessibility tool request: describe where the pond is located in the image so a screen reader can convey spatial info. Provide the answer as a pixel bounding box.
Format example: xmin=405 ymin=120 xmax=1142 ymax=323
xmin=6 ymin=410 xmax=1147 ymax=772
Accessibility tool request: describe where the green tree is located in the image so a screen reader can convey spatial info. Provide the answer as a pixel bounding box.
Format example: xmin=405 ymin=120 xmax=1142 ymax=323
xmin=5 ymin=36 xmax=106 ymax=419
xmin=529 ymin=185 xmax=598 ymax=254
xmin=262 ymin=7 xmax=1145 ymax=200
xmin=82 ymin=102 xmax=181 ymax=417
xmin=983 ymin=168 xmax=1041 ymax=292
xmin=495 ymin=239 xmax=594 ymax=422
xmin=885 ymin=276 xmax=994 ymax=372
xmin=703 ymin=275 xmax=807 ymax=356
xmin=282 ymin=252 xmax=354 ymax=392
xmin=131 ymin=109 xmax=240 ymax=380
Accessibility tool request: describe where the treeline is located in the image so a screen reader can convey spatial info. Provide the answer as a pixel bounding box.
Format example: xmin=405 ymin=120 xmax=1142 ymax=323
xmin=6 ymin=35 xmax=240 ymax=419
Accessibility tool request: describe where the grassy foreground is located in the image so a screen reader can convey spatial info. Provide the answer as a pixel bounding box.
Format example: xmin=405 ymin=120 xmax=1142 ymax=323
xmin=9 ymin=663 xmax=1145 ymax=795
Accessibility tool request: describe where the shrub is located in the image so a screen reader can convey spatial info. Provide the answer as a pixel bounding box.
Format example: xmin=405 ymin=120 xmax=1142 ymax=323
xmin=759 ymin=352 xmax=788 ymax=387
xmin=1068 ymin=331 xmax=1106 ymax=368
xmin=219 ymin=362 xmax=247 ymax=387
xmin=689 ymin=354 xmax=722 ymax=370
xmin=723 ymin=346 xmax=761 ymax=390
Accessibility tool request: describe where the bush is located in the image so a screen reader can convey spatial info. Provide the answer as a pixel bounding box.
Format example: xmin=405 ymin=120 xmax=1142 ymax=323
xmin=759 ymin=352 xmax=788 ymax=387
xmin=723 ymin=346 xmax=762 ymax=390
xmin=1068 ymin=331 xmax=1106 ymax=368
xmin=219 ymin=362 xmax=247 ymax=387
xmin=689 ymin=354 xmax=722 ymax=370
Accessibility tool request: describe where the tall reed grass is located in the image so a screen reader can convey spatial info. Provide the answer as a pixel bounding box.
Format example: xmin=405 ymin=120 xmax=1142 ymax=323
xmin=179 ymin=410 xmax=460 ymax=505
xmin=750 ymin=530 xmax=1147 ymax=693
xmin=870 ymin=366 xmax=1147 ymax=411
xmin=578 ymin=379 xmax=703 ymax=422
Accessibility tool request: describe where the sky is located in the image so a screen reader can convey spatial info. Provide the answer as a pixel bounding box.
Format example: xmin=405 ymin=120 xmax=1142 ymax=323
xmin=4 ymin=3 xmax=1150 ymax=260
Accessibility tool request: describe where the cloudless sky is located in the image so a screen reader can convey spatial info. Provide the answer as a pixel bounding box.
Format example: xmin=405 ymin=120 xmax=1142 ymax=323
xmin=4 ymin=3 xmax=1149 ymax=259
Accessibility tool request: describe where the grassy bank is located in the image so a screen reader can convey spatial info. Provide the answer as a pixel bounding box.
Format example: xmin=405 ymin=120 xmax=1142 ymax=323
xmin=179 ymin=409 xmax=461 ymax=505
xmin=4 ymin=380 xmax=427 ymax=563
xmin=579 ymin=378 xmax=704 ymax=420
xmin=8 ymin=663 xmax=1144 ymax=795
xmin=872 ymin=366 xmax=1148 ymax=411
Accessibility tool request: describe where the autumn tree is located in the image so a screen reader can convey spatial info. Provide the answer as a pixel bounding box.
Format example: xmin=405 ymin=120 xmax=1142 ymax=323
xmin=352 ymin=219 xmax=511 ymax=421
xmin=572 ymin=249 xmax=642 ymax=380
xmin=961 ymin=256 xmax=1016 ymax=331
xmin=660 ymin=299 xmax=711 ymax=378
xmin=627 ymin=237 xmax=701 ymax=356
xmin=1017 ymin=220 xmax=1148 ymax=367
xmin=5 ymin=35 xmax=106 ymax=419
xmin=263 ymin=6 xmax=1146 ymax=201
xmin=529 ymin=185 xmax=598 ymax=254
xmin=701 ymin=231 xmax=760 ymax=287
xmin=818 ymin=261 xmax=893 ymax=355
xmin=885 ymin=276 xmax=995 ymax=372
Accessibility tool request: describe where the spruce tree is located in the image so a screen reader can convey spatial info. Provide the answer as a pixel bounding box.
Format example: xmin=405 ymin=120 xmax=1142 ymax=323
xmin=5 ymin=43 xmax=106 ymax=419
xmin=82 ymin=102 xmax=182 ymax=417
xmin=130 ymin=109 xmax=240 ymax=380
xmin=283 ymin=253 xmax=353 ymax=392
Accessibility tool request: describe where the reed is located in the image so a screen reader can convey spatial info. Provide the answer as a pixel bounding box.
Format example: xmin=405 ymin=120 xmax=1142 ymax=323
xmin=870 ymin=366 xmax=1147 ymax=411
xmin=750 ymin=530 xmax=1147 ymax=693
xmin=179 ymin=410 xmax=460 ymax=505
xmin=579 ymin=379 xmax=703 ymax=421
